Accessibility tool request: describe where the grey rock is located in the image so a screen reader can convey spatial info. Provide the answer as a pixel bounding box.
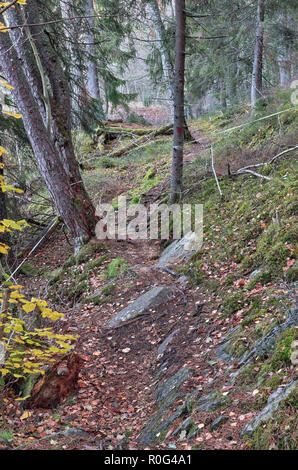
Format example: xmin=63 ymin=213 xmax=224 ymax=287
xmin=157 ymin=232 xmax=201 ymax=268
xmin=58 ymin=427 xmax=90 ymax=438
xmin=172 ymin=416 xmax=195 ymax=437
xmin=241 ymin=381 xmax=297 ymax=437
xmin=106 ymin=285 xmax=176 ymax=328
xmin=177 ymin=275 xmax=188 ymax=287
xmin=237 ymin=303 xmax=298 ymax=367
xmin=215 ymin=326 xmax=240 ymax=364
xmin=155 ymin=367 xmax=190 ymax=409
xmin=157 ymin=329 xmax=180 ymax=356
xmin=249 ymin=269 xmax=263 ymax=280
xmin=138 ymin=367 xmax=191 ymax=444
xmin=210 ymin=416 xmax=229 ymax=431
xmin=196 ymin=390 xmax=232 ymax=412
xmin=138 ymin=404 xmax=185 ymax=444
xmin=85 ymin=283 xmax=114 ymax=301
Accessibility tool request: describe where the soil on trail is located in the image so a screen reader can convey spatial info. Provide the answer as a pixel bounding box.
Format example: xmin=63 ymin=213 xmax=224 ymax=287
xmin=7 ymin=129 xmax=257 ymax=450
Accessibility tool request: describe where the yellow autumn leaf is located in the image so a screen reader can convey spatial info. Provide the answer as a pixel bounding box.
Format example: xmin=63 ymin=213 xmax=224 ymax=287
xmin=31 ymin=297 xmax=47 ymax=308
xmin=16 ymin=395 xmax=31 ymax=402
xmin=3 ymin=111 xmax=22 ymax=119
xmin=0 ymin=22 xmax=9 ymax=33
xmin=0 ymin=369 xmax=9 ymax=375
xmin=22 ymin=302 xmax=37 ymax=313
xmin=0 ymin=145 xmax=9 ymax=156
xmin=0 ymin=243 xmax=9 ymax=254
xmin=0 ymin=79 xmax=14 ymax=90
xmin=20 ymin=410 xmax=32 ymax=420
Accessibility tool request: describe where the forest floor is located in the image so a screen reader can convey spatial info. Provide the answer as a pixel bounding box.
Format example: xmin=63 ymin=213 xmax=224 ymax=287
xmin=2 ymin=103 xmax=297 ymax=450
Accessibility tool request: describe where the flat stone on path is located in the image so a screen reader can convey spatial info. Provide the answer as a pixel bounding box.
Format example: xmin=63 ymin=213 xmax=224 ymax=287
xmin=157 ymin=232 xmax=201 ymax=268
xmin=106 ymin=285 xmax=177 ymax=328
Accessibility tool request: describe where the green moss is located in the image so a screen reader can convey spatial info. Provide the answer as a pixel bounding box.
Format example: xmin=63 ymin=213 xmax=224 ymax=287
xmin=105 ymin=258 xmax=128 ymax=279
xmin=86 ymin=254 xmax=109 ymax=272
xmin=45 ymin=267 xmax=63 ymax=281
xmin=245 ymin=270 xmax=272 ymax=290
xmin=264 ymin=242 xmax=291 ymax=273
xmin=82 ymin=283 xmax=116 ymax=305
xmin=98 ymin=157 xmax=117 ymax=168
xmin=253 ymin=224 xmax=291 ymax=275
xmin=258 ymin=328 xmax=297 ymax=380
xmin=249 ymin=388 xmax=297 ymax=450
xmin=144 ymin=167 xmax=156 ymax=180
xmin=285 ymin=265 xmax=298 ymax=283
xmin=271 ymin=328 xmax=297 ymax=366
xmin=76 ymin=241 xmax=106 ymax=264
xmin=235 ymin=364 xmax=258 ymax=386
xmin=19 ymin=264 xmax=39 ymax=277
xmin=225 ymin=274 xmax=237 ymax=286
xmin=222 ymin=291 xmax=245 ymax=317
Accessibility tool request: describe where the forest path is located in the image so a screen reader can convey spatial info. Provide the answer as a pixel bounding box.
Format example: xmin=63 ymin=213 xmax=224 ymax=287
xmin=13 ymin=127 xmax=252 ymax=450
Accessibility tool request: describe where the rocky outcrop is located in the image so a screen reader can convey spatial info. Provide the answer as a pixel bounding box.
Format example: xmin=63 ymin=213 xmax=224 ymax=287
xmin=157 ymin=232 xmax=201 ymax=268
xmin=106 ymin=286 xmax=177 ymax=328
xmin=241 ymin=381 xmax=297 ymax=437
xmin=138 ymin=367 xmax=191 ymax=444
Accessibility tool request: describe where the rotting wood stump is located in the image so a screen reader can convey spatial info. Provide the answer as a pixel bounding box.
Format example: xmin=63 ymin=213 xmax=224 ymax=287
xmin=27 ymin=352 xmax=83 ymax=409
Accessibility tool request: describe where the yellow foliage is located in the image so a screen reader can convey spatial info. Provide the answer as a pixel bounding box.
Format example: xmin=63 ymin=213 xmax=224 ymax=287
xmin=0 ymin=93 xmax=76 ymax=396
xmin=2 ymin=111 xmax=22 ymax=119
xmin=0 ymin=79 xmax=14 ymax=90
xmin=0 ymin=146 xmax=9 ymax=156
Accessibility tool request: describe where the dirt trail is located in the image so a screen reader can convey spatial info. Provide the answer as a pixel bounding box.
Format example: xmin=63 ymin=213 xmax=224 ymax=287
xmin=12 ymin=130 xmax=255 ymax=450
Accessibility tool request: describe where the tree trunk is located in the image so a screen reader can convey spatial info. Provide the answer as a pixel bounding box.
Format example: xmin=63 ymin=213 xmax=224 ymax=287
xmin=145 ymin=0 xmax=175 ymax=121
xmin=22 ymin=0 xmax=95 ymax=223
xmin=219 ymin=78 xmax=227 ymax=109
xmin=251 ymin=0 xmax=265 ymax=107
xmin=60 ymin=0 xmax=82 ymax=118
xmin=85 ymin=0 xmax=100 ymax=101
xmin=0 ymin=30 xmax=95 ymax=252
xmin=5 ymin=6 xmax=46 ymax=124
xmin=0 ymin=149 xmax=9 ymax=249
xmin=278 ymin=11 xmax=291 ymax=88
xmin=170 ymin=0 xmax=186 ymax=203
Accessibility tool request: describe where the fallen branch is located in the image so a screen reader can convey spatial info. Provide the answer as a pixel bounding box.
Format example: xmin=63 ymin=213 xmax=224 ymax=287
xmin=210 ymin=146 xmax=223 ymax=197
xmin=237 ymin=169 xmax=272 ymax=181
xmin=2 ymin=217 xmax=61 ymax=286
xmin=97 ymin=126 xmax=161 ymax=137
xmin=99 ymin=123 xmax=173 ymax=159
xmin=269 ymin=145 xmax=298 ymax=165
xmin=236 ymin=145 xmax=298 ymax=173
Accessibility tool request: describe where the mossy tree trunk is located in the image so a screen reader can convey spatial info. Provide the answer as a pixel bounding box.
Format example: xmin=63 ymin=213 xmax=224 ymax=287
xmin=170 ymin=0 xmax=186 ymax=203
xmin=0 ymin=26 xmax=95 ymax=252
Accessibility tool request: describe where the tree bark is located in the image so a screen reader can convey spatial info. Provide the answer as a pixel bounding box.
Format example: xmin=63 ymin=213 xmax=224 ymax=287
xmin=85 ymin=0 xmax=100 ymax=101
xmin=5 ymin=6 xmax=46 ymax=123
xmin=145 ymin=0 xmax=175 ymax=121
xmin=0 ymin=30 xmax=95 ymax=252
xmin=278 ymin=11 xmax=291 ymax=88
xmin=251 ymin=0 xmax=265 ymax=107
xmin=60 ymin=0 xmax=82 ymax=118
xmin=170 ymin=0 xmax=186 ymax=203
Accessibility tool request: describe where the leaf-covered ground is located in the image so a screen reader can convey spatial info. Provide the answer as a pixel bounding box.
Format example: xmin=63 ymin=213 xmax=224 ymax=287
xmin=1 ymin=93 xmax=297 ymax=450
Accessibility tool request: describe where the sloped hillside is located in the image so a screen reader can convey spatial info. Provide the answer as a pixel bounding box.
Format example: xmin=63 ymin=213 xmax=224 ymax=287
xmin=5 ymin=91 xmax=297 ymax=451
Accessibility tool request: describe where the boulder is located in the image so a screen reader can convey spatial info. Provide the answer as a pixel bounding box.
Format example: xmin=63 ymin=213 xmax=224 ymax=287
xmin=106 ymin=285 xmax=177 ymax=328
xmin=157 ymin=232 xmax=201 ymax=268
xmin=241 ymin=381 xmax=297 ymax=437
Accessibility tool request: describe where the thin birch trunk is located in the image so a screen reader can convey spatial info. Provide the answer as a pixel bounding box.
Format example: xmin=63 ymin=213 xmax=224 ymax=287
xmin=251 ymin=0 xmax=265 ymax=107
xmin=85 ymin=0 xmax=100 ymax=100
xmin=170 ymin=0 xmax=186 ymax=203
